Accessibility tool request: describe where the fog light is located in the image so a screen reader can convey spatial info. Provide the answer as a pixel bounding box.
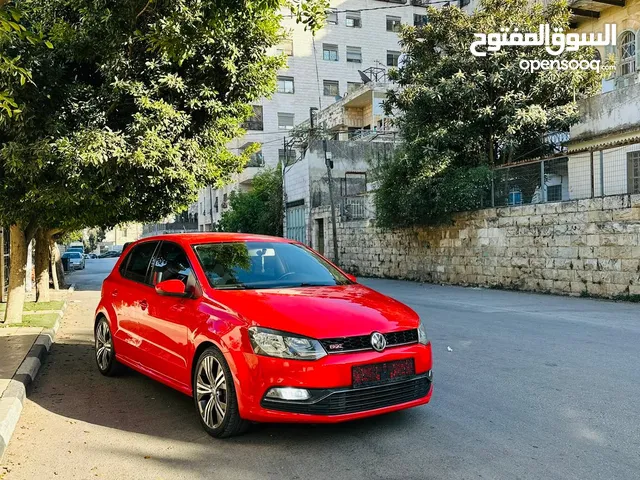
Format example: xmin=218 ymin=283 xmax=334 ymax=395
xmin=265 ymin=387 xmax=311 ymax=401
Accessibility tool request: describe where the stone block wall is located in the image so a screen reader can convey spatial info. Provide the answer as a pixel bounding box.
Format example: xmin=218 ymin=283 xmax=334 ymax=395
xmin=336 ymin=194 xmax=640 ymax=298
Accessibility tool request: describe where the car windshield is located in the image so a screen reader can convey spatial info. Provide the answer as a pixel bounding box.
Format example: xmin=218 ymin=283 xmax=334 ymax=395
xmin=63 ymin=252 xmax=82 ymax=258
xmin=192 ymin=241 xmax=351 ymax=290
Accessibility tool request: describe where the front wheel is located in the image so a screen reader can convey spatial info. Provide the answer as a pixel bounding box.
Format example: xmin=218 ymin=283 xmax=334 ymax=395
xmin=193 ymin=347 xmax=249 ymax=438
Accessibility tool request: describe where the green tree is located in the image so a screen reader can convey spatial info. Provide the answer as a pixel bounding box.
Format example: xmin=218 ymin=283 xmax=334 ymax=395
xmin=0 ymin=0 xmax=327 ymax=322
xmin=218 ymin=167 xmax=283 ymax=236
xmin=0 ymin=0 xmax=48 ymax=123
xmin=377 ymin=0 xmax=603 ymax=228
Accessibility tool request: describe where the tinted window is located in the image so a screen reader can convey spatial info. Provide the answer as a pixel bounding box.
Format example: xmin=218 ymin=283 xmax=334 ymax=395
xmin=121 ymin=242 xmax=158 ymax=284
xmin=193 ymin=241 xmax=350 ymax=290
xmin=63 ymin=252 xmax=82 ymax=258
xmin=151 ymin=242 xmax=192 ymax=287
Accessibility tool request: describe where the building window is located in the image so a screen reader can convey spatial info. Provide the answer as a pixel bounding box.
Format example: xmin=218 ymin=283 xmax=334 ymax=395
xmin=619 ymin=31 xmax=636 ymax=76
xmin=346 ymin=46 xmax=362 ymax=64
xmin=628 ymin=151 xmax=640 ymax=194
xmin=327 ymin=8 xmax=338 ymax=25
xmin=387 ymin=50 xmax=401 ymax=67
xmin=214 ymin=197 xmax=219 ymax=213
xmin=222 ymin=193 xmax=228 ymax=209
xmin=277 ymin=112 xmax=295 ymax=130
xmin=546 ymin=185 xmax=562 ymax=202
xmin=243 ymin=105 xmax=263 ymax=131
xmin=277 ymin=76 xmax=294 ymax=94
xmin=347 ymin=81 xmax=362 ymax=94
xmin=276 ymin=38 xmax=293 ymax=56
xmin=247 ymin=151 xmax=264 ymax=167
xmin=323 ymin=44 xmax=339 ymax=61
xmin=414 ymin=14 xmax=429 ymax=27
xmin=386 ymin=16 xmax=402 ymax=33
xmin=278 ymin=148 xmax=296 ymax=165
xmin=323 ymin=80 xmax=340 ymax=97
xmin=345 ymin=11 xmax=361 ymax=28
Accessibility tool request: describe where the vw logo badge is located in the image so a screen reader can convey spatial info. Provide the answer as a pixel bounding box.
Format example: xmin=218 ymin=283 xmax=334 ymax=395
xmin=371 ymin=332 xmax=387 ymax=352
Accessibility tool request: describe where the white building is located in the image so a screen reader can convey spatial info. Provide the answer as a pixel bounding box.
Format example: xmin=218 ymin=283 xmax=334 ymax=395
xmin=282 ymin=81 xmax=399 ymax=258
xmin=197 ymin=0 xmax=438 ymax=232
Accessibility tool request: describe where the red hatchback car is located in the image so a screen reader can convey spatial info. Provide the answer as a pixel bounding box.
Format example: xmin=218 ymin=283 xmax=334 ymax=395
xmin=95 ymin=233 xmax=433 ymax=437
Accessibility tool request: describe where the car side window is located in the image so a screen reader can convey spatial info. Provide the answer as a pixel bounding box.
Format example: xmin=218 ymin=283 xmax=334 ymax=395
xmin=151 ymin=242 xmax=192 ymax=287
xmin=121 ymin=242 xmax=158 ymax=284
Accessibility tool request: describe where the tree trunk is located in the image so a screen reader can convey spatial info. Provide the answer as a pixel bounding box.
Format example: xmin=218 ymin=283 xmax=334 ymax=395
xmin=50 ymin=239 xmax=66 ymax=290
xmin=50 ymin=239 xmax=59 ymax=291
xmin=4 ymin=225 xmax=28 ymax=324
xmin=35 ymin=228 xmax=50 ymax=303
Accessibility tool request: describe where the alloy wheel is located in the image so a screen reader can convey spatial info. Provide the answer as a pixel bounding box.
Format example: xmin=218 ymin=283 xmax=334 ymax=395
xmin=95 ymin=320 xmax=113 ymax=371
xmin=196 ymin=355 xmax=227 ymax=429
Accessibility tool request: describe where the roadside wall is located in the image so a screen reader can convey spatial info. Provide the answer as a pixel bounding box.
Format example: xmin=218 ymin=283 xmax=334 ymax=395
xmin=337 ymin=195 xmax=640 ymax=298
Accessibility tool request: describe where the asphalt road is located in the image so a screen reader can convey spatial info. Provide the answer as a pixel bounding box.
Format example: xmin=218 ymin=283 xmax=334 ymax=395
xmin=2 ymin=258 xmax=639 ymax=480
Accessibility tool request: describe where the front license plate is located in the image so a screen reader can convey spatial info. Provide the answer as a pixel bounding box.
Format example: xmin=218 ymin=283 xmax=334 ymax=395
xmin=352 ymin=359 xmax=415 ymax=387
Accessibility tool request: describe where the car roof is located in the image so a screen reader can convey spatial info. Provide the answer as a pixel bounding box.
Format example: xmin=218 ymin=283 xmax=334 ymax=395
xmin=133 ymin=233 xmax=294 ymax=246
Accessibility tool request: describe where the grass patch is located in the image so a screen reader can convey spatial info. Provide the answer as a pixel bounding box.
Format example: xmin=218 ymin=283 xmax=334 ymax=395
xmin=0 ymin=300 xmax=64 ymax=312
xmin=23 ymin=301 xmax=64 ymax=311
xmin=0 ymin=313 xmax=58 ymax=328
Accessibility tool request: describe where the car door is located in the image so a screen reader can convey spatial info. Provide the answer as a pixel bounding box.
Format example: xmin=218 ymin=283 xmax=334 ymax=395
xmin=143 ymin=241 xmax=200 ymax=388
xmin=113 ymin=241 xmax=159 ymax=365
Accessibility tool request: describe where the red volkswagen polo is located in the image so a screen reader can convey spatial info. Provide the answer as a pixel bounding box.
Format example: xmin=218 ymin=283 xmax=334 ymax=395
xmin=94 ymin=234 xmax=433 ymax=438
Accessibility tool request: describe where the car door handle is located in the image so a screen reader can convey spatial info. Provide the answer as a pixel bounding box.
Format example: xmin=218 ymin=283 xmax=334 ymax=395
xmin=140 ymin=300 xmax=148 ymax=311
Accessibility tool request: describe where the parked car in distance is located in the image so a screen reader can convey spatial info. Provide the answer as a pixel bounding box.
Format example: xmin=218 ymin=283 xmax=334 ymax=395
xmin=99 ymin=250 xmax=121 ymax=258
xmin=87 ymin=253 xmax=98 ymax=259
xmin=95 ymin=233 xmax=433 ymax=438
xmin=62 ymin=251 xmax=86 ymax=270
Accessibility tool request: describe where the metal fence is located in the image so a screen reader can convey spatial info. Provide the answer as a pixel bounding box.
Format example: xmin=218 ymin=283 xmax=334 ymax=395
xmin=491 ymin=141 xmax=640 ymax=207
xmin=142 ymin=222 xmax=199 ymax=237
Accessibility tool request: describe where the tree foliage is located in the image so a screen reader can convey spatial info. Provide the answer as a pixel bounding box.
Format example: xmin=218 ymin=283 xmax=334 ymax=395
xmin=376 ymin=0 xmax=603 ymax=228
xmin=0 ymin=0 xmax=325 ymax=321
xmin=218 ymin=167 xmax=283 ymax=236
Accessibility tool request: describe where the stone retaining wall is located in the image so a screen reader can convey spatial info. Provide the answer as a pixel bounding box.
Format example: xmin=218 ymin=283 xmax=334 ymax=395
xmin=337 ymin=195 xmax=640 ymax=298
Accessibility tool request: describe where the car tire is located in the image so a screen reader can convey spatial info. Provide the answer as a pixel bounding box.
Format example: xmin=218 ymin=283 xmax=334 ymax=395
xmin=95 ymin=317 xmax=123 ymax=376
xmin=193 ymin=347 xmax=250 ymax=438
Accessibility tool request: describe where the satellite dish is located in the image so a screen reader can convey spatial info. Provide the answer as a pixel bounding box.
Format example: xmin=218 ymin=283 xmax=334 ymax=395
xmin=358 ymin=70 xmax=372 ymax=84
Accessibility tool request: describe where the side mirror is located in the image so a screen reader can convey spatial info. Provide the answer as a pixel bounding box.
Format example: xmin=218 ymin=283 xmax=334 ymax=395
xmin=345 ymin=274 xmax=357 ymax=283
xmin=156 ymin=279 xmax=190 ymax=298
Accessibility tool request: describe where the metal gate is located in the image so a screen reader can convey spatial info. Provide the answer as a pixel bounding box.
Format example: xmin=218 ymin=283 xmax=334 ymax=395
xmin=286 ymin=205 xmax=306 ymax=244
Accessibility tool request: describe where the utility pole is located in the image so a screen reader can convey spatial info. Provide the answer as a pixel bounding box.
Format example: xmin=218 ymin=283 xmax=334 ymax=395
xmin=323 ymin=139 xmax=339 ymax=265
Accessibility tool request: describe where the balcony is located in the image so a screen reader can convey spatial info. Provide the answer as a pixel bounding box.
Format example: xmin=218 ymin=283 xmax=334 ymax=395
xmin=568 ymin=0 xmax=625 ymax=25
xmin=570 ymin=78 xmax=640 ymax=146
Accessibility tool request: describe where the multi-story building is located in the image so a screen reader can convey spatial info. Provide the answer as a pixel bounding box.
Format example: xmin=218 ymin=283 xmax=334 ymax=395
xmin=197 ymin=0 xmax=442 ymax=232
xmin=283 ymin=80 xmax=399 ymax=258
xmin=566 ymin=0 xmax=640 ymax=198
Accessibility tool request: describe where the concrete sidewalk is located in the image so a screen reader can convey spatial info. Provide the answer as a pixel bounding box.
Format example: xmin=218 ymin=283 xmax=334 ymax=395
xmin=0 ymin=292 xmax=69 ymax=461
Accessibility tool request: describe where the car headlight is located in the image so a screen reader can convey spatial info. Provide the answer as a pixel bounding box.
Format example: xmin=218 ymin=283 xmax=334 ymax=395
xmin=417 ymin=319 xmax=429 ymax=345
xmin=248 ymin=327 xmax=327 ymax=360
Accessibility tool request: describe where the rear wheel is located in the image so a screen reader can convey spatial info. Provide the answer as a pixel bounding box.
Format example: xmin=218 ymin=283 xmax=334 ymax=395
xmin=95 ymin=317 xmax=122 ymax=376
xmin=193 ymin=347 xmax=249 ymax=438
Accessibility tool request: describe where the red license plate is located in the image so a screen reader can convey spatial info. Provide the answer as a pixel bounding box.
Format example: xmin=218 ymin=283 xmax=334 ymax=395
xmin=352 ymin=359 xmax=415 ymax=387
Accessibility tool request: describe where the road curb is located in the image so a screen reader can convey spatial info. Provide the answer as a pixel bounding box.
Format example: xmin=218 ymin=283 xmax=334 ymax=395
xmin=0 ymin=292 xmax=70 ymax=461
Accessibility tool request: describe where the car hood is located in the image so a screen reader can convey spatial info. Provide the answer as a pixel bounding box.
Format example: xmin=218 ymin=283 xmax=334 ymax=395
xmin=212 ymin=284 xmax=420 ymax=339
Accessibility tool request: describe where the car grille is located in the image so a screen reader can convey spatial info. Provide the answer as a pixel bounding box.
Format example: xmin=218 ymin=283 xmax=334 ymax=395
xmin=261 ymin=375 xmax=431 ymax=416
xmin=319 ymin=329 xmax=419 ymax=354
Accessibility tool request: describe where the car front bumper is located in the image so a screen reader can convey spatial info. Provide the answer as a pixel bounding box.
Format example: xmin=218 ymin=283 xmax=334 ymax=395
xmin=231 ymin=342 xmax=433 ymax=423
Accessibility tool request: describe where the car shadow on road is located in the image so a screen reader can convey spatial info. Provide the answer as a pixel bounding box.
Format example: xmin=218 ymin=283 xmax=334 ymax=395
xmin=29 ymin=340 xmax=427 ymax=446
